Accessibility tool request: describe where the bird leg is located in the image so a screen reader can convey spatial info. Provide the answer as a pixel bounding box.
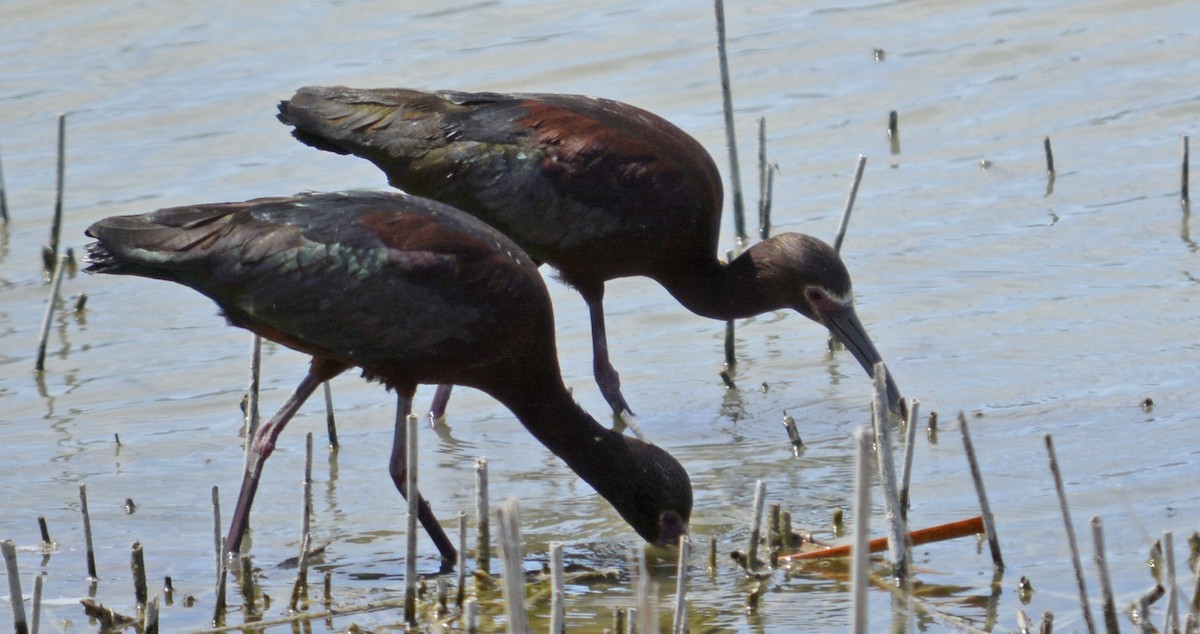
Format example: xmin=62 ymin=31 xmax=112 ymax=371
xmin=427 ymin=384 xmax=454 ymax=425
xmin=388 ymin=393 xmax=457 ymax=562
xmin=579 ymin=282 xmax=634 ymax=417
xmin=226 ymin=358 xmax=348 ymax=559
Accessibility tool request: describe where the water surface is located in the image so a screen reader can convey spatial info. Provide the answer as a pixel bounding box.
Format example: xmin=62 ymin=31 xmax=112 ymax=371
xmin=2 ymin=0 xmax=1199 ymax=631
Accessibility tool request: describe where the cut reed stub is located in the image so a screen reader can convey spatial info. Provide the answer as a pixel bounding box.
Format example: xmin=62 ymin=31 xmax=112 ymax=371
xmin=1181 ymin=134 xmax=1190 ymax=205
xmin=782 ymin=411 xmax=802 ymax=455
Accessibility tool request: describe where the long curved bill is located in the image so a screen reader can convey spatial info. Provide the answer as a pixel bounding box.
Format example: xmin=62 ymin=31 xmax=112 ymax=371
xmin=823 ymin=305 xmax=904 ymax=418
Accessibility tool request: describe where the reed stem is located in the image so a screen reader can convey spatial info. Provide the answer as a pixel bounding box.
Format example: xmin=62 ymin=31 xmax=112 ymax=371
xmin=497 ymin=498 xmax=529 ymax=633
xmin=850 ymin=427 xmax=873 ymax=634
xmin=713 ymin=0 xmax=746 ymax=241
xmin=961 ymin=413 xmax=1004 ymax=570
xmin=834 ymin=155 xmax=868 ymax=254
xmin=1045 ymin=434 xmax=1095 ymax=634
xmin=404 ymin=413 xmax=419 ymax=625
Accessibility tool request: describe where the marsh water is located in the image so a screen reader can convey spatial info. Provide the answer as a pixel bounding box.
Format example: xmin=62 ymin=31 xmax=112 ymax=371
xmin=2 ymin=0 xmax=1199 ymax=631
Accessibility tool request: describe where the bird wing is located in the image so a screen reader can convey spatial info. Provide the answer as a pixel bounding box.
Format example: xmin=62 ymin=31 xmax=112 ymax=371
xmin=86 ymin=192 xmax=546 ymax=378
xmin=279 ymin=88 xmax=724 ymax=273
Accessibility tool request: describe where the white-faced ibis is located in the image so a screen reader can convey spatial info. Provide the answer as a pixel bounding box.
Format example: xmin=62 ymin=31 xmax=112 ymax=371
xmin=278 ymin=87 xmax=903 ymax=418
xmin=84 ymin=191 xmax=692 ymax=561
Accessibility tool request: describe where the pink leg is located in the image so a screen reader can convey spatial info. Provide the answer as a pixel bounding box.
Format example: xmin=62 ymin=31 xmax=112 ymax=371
xmin=579 ymin=282 xmax=633 ymax=417
xmin=427 ymin=384 xmax=453 ymax=424
xmin=225 ymin=358 xmax=346 ymax=558
xmin=389 ymin=393 xmax=457 ymax=561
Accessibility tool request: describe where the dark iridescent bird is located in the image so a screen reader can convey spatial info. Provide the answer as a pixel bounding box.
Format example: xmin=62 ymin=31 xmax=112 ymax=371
xmin=84 ymin=191 xmax=692 ymax=560
xmin=278 ymin=86 xmax=903 ymax=419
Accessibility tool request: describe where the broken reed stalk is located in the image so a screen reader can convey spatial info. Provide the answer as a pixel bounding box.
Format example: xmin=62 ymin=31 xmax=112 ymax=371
xmin=959 ymin=413 xmax=1004 ymax=571
xmin=210 ymin=486 xmax=222 ymax=584
xmin=456 ymin=511 xmax=467 ymax=608
xmin=746 ymin=479 xmax=766 ymax=569
xmin=757 ymin=117 xmax=766 ymax=222
xmin=34 ymin=254 xmax=68 ymax=372
xmin=80 ymin=483 xmax=97 ymax=579
xmin=872 ymin=363 xmax=908 ymax=580
xmin=1043 ymin=136 xmax=1057 ymax=196
xmin=496 ymin=498 xmax=529 ymax=633
xmin=289 ymin=432 xmax=315 ymax=611
xmin=781 ymin=511 xmax=793 ymax=553
xmin=850 ymin=427 xmax=873 ymax=634
xmin=32 ymin=573 xmax=43 ymax=634
xmin=612 ymin=608 xmax=626 ymax=634
xmin=723 ymin=316 xmax=736 ymax=371
xmin=47 ymin=114 xmax=66 ymax=267
xmin=323 ymin=382 xmax=338 ymax=449
xmin=3 ymin=540 xmax=28 ymax=634
xmin=1017 ymin=610 xmax=1035 ymax=633
xmin=1136 ymin=585 xmax=1164 ymax=632
xmin=613 ymin=608 xmax=626 ymax=634
xmin=888 ymin=111 xmax=900 ymax=155
xmin=550 ymin=542 xmax=565 ymax=634
xmin=634 ymin=545 xmax=657 ymax=634
xmin=1045 ymin=434 xmax=1097 ymax=634
xmin=238 ymin=554 xmax=256 ymax=618
xmin=899 ymin=398 xmax=921 ymax=523
xmin=781 ymin=516 xmax=983 ymax=562
xmin=403 ymin=413 xmax=419 ymax=626
xmin=763 ymin=169 xmax=775 ymax=240
xmin=1090 ymin=517 xmax=1120 ymax=634
xmin=323 ymin=570 xmax=332 ymax=610
xmin=464 ymin=597 xmax=479 ymax=633
xmin=1185 ymin=576 xmax=1195 ymax=634
xmin=1190 ymin=540 xmax=1200 ymax=633
xmin=713 ymin=0 xmax=746 ymax=242
xmin=143 ymin=597 xmax=159 ymax=634
xmin=37 ymin=516 xmax=53 ymax=548
xmin=1180 ymin=135 xmax=1190 ymax=205
xmin=475 ymin=457 xmax=490 ymax=574
xmin=723 ymin=248 xmax=737 ymax=371
xmin=672 ymin=534 xmax=691 ymax=634
xmin=833 ymin=155 xmax=868 ymax=255
xmin=244 ymin=335 xmax=262 ymax=475
xmin=768 ymin=503 xmax=781 ymax=552
xmin=1163 ymin=531 xmax=1180 ymax=634
xmin=0 ymin=143 xmax=9 ymax=223
xmin=757 ymin=117 xmax=773 ymax=240
xmin=131 ymin=541 xmax=148 ymax=611
xmin=782 ymin=411 xmax=802 ymax=456
xmin=213 ymin=539 xmax=228 ymax=626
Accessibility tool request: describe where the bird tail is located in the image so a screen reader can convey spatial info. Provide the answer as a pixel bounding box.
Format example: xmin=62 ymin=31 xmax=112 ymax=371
xmin=82 ymin=204 xmax=241 ymax=282
xmin=82 ymin=240 xmax=123 ymax=275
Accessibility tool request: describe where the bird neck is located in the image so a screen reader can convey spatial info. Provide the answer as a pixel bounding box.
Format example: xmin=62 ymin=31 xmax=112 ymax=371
xmin=493 ymin=381 xmax=632 ymax=495
xmin=488 ymin=374 xmax=692 ymax=545
xmin=496 ymin=384 xmax=624 ymax=477
xmin=656 ymin=246 xmax=785 ymax=320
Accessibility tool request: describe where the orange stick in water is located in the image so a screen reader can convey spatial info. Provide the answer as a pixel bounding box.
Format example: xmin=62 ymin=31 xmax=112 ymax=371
xmin=781 ymin=516 xmax=984 ymax=561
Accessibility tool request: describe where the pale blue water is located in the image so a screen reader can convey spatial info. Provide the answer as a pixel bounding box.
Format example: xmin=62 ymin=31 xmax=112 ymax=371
xmin=2 ymin=0 xmax=1199 ymax=631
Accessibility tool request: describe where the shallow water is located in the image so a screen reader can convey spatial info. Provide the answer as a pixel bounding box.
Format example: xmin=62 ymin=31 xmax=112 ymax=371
xmin=2 ymin=0 xmax=1199 ymax=631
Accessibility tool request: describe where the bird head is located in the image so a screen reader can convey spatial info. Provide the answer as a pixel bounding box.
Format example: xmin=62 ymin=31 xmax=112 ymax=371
xmin=759 ymin=233 xmax=904 ymax=417
xmin=589 ymin=436 xmax=693 ymax=546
